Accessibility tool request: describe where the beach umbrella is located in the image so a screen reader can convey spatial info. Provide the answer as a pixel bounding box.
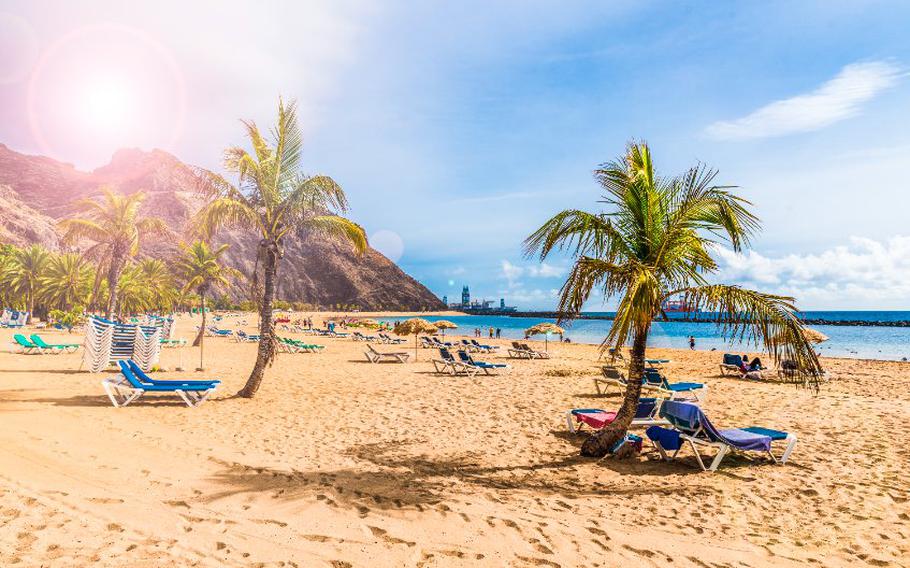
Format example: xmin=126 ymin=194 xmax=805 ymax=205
xmin=357 ymin=318 xmax=379 ymax=328
xmin=394 ymin=318 xmax=439 ymax=360
xmin=525 ymin=322 xmax=565 ymax=352
xmin=433 ymin=320 xmax=458 ymax=337
xmin=801 ymin=327 xmax=829 ymax=343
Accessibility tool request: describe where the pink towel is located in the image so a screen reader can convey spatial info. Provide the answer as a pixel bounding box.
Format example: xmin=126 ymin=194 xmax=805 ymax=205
xmin=574 ymin=410 xmax=617 ymax=430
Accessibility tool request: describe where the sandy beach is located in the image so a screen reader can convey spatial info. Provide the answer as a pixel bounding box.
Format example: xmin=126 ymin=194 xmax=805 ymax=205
xmin=1 ymin=313 xmax=908 ymax=567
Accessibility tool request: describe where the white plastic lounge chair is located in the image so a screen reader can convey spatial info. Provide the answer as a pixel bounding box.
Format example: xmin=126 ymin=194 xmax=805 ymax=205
xmin=594 ymin=366 xmax=628 ymax=395
xmin=364 ymin=344 xmax=410 ymax=363
xmin=648 ymin=400 xmax=797 ymax=471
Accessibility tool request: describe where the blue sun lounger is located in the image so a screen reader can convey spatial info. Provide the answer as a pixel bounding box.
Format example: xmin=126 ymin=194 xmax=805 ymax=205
xmin=456 ymin=350 xmax=509 ymax=376
xmin=642 ymin=368 xmax=707 ymax=402
xmin=101 ymin=360 xmax=219 ymax=408
xmin=647 ymin=400 xmax=797 ymax=471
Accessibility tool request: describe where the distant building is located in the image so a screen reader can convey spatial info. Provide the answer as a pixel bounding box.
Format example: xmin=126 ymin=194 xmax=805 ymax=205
xmin=447 ymin=284 xmax=517 ymax=313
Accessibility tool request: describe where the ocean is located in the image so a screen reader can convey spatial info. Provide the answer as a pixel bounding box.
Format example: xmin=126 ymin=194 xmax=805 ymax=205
xmin=378 ymin=311 xmax=910 ymax=361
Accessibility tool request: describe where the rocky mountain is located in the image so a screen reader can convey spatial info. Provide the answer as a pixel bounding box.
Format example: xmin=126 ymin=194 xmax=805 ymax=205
xmin=0 ymin=143 xmax=445 ymax=311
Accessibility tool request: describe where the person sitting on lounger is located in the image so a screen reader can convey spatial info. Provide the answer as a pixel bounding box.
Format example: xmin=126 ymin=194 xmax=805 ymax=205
xmin=739 ymin=356 xmax=763 ymax=379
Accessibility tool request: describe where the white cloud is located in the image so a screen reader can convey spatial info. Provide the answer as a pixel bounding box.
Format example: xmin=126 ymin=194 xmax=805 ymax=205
xmin=712 ymin=236 xmax=910 ymax=309
xmin=705 ymin=61 xmax=902 ymax=140
xmin=499 ymin=260 xmax=565 ymax=287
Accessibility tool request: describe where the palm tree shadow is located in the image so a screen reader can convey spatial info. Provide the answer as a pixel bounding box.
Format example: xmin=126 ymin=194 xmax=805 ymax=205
xmin=203 ymin=439 xmax=716 ymax=518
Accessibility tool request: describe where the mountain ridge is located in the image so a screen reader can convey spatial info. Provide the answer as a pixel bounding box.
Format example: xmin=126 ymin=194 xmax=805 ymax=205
xmin=0 ymin=143 xmax=445 ymax=311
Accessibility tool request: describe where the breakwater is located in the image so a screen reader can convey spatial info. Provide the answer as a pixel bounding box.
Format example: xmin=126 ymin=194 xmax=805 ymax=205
xmin=466 ymin=310 xmax=910 ymax=328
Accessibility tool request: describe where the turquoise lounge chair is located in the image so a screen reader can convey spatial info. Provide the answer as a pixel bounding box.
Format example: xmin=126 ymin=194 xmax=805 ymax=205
xmin=31 ymin=334 xmax=80 ymax=353
xmin=101 ymin=360 xmax=219 ymax=407
xmin=12 ymin=334 xmax=43 ymax=354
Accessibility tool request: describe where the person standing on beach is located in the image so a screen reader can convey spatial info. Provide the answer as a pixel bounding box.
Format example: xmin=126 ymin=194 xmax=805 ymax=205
xmin=489 ymin=326 xmax=494 ymax=338
xmin=689 ymin=336 xmax=695 ymax=350
xmin=495 ymin=328 xmax=501 ymax=338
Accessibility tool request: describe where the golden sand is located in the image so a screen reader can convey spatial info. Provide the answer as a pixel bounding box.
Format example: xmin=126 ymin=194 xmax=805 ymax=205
xmin=1 ymin=313 xmax=908 ymax=566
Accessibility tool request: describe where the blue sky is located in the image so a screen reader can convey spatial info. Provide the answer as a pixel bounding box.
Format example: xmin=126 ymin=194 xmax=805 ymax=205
xmin=2 ymin=1 xmax=910 ymax=309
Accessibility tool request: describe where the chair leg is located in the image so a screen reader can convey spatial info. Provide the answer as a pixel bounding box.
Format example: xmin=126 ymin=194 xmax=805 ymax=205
xmin=781 ymin=433 xmax=797 ymax=463
xmin=708 ymin=445 xmax=729 ymax=472
xmin=566 ymin=411 xmax=577 ymax=433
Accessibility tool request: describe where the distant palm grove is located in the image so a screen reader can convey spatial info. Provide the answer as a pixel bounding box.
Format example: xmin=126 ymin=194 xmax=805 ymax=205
xmin=0 ymin=239 xmax=362 ymax=324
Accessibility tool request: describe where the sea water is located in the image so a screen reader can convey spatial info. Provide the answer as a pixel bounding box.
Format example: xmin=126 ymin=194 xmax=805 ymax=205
xmin=378 ymin=311 xmax=910 ymax=361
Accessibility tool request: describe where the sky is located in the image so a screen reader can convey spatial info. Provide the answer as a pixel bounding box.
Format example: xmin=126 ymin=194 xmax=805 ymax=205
xmin=2 ymin=1 xmax=910 ymax=310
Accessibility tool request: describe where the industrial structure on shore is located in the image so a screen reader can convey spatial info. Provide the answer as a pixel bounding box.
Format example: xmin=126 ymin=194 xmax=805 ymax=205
xmin=444 ymin=286 xmax=517 ymax=314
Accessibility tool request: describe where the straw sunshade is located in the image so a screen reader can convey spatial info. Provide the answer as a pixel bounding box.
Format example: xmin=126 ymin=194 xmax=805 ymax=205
xmin=801 ymin=327 xmax=829 ymax=343
xmin=433 ymin=320 xmax=458 ymax=336
xmin=394 ymin=318 xmax=439 ymax=360
xmin=356 ymin=318 xmax=379 ymax=328
xmin=525 ymin=322 xmax=565 ymax=352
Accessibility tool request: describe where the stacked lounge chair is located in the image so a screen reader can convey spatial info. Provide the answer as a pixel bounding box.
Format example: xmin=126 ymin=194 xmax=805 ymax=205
xmin=647 ymin=400 xmax=798 ymax=472
xmin=379 ymin=333 xmax=406 ymax=344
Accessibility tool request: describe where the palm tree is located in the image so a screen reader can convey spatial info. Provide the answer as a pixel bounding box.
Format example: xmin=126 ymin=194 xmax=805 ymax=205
xmin=40 ymin=252 xmax=93 ymax=310
xmin=138 ymin=258 xmax=177 ymax=312
xmin=115 ymin=263 xmax=152 ymax=317
xmin=193 ymin=98 xmax=367 ymax=398
xmin=58 ymin=188 xmax=168 ymax=319
xmin=1 ymin=244 xmax=50 ymax=316
xmin=174 ymin=240 xmax=240 ymax=370
xmin=524 ymin=142 xmax=822 ymax=458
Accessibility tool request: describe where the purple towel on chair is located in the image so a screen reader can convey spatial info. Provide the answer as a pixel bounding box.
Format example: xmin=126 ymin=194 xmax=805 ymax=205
xmin=662 ymin=401 xmax=772 ymax=452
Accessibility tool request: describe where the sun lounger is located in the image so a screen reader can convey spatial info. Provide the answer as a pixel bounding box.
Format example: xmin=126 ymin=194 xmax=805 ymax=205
xmin=379 ymin=333 xmax=406 ymax=344
xmin=364 ymin=344 xmax=410 ymax=363
xmin=30 ymin=334 xmax=81 ymax=353
xmin=431 ymin=337 xmax=453 ymax=348
xmin=507 ymin=341 xmax=534 ymax=358
xmin=642 ymin=368 xmax=706 ymax=401
xmin=566 ymin=397 xmax=669 ymax=433
xmin=432 ymin=348 xmax=470 ymax=375
xmin=456 ymin=349 xmax=509 ymax=375
xmin=160 ymin=338 xmax=187 ymax=348
xmin=519 ymin=342 xmax=550 ymax=359
xmin=604 ymin=347 xmax=626 ymax=365
xmin=101 ymin=360 xmax=219 ymax=408
xmin=277 ymin=337 xmax=324 ymax=353
xmin=470 ymin=339 xmax=499 ymax=353
xmin=719 ymin=353 xmax=744 ymax=375
xmin=594 ymin=365 xmax=628 ymax=395
xmin=234 ymin=330 xmax=260 ymax=342
xmin=648 ymin=400 xmax=797 ymax=471
xmin=12 ymin=334 xmax=44 ymax=354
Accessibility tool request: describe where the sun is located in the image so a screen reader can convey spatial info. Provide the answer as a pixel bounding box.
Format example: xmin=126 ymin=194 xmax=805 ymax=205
xmin=26 ymin=23 xmax=186 ymax=166
xmin=80 ymin=77 xmax=133 ymax=132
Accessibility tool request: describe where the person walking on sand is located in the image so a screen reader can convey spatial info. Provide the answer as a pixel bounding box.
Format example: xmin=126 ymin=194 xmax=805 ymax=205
xmin=489 ymin=326 xmax=494 ymax=339
xmin=689 ymin=335 xmax=695 ymax=350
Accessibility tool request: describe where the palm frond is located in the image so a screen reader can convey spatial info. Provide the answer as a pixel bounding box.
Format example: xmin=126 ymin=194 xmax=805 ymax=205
xmin=674 ymin=284 xmax=823 ymax=386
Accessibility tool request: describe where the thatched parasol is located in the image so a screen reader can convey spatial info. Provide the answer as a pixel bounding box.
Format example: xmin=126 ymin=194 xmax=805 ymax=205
xmin=433 ymin=320 xmax=458 ymax=336
xmin=525 ymin=322 xmax=565 ymax=352
xmin=356 ymin=318 xmax=379 ymax=328
xmin=801 ymin=327 xmax=828 ymax=343
xmin=394 ymin=318 xmax=439 ymax=360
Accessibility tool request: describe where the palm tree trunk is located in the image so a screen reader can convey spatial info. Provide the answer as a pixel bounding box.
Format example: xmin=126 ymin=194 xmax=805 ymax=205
xmin=239 ymin=243 xmax=277 ymax=398
xmin=105 ymin=255 xmax=125 ymax=320
xmin=196 ymin=292 xmax=206 ymax=370
xmin=580 ymin=326 xmax=650 ymax=457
